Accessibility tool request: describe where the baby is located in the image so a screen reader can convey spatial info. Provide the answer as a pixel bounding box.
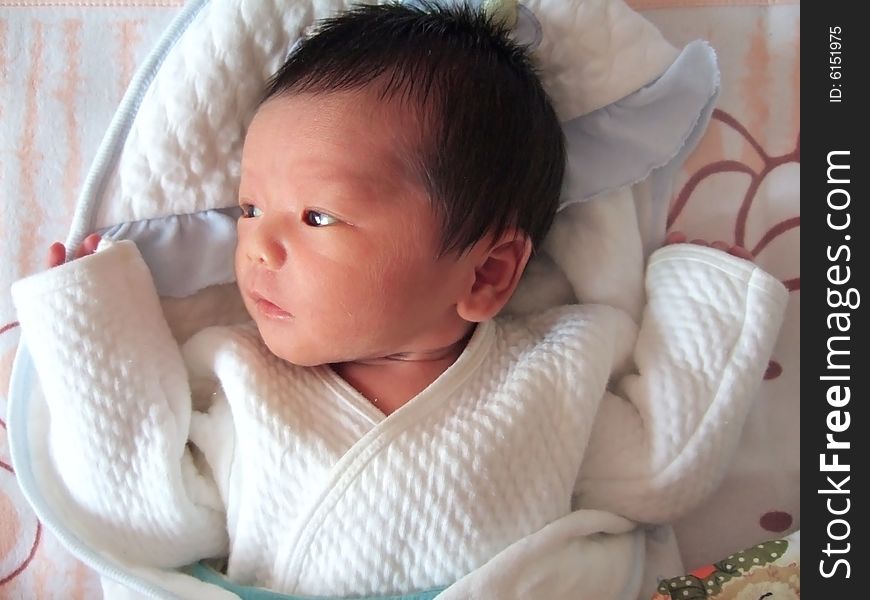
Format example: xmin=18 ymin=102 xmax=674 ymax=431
xmin=14 ymin=3 xmax=787 ymax=600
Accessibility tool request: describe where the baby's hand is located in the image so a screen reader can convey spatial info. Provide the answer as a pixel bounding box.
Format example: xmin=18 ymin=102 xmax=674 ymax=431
xmin=664 ymin=231 xmax=753 ymax=262
xmin=46 ymin=233 xmax=102 ymax=268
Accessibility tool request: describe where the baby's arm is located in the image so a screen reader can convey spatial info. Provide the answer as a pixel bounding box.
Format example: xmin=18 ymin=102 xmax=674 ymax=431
xmin=571 ymin=242 xmax=788 ymax=524
xmin=12 ymin=239 xmax=229 ymax=567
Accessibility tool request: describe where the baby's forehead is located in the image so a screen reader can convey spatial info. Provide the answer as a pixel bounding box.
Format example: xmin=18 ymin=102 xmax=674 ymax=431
xmin=244 ymin=89 xmax=431 ymax=184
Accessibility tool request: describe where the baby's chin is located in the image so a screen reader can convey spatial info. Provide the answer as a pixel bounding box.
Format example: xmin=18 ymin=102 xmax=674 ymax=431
xmin=255 ymin=322 xmax=341 ymax=368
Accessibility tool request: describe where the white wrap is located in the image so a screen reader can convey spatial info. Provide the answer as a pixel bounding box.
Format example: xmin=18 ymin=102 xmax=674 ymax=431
xmin=12 ymin=241 xmax=787 ymax=599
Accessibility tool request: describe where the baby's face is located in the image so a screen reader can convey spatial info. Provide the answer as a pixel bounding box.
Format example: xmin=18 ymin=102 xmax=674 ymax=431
xmin=235 ymin=91 xmax=475 ymax=366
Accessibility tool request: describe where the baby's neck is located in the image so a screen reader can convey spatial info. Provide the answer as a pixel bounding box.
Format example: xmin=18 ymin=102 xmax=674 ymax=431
xmin=331 ymin=328 xmax=474 ymax=416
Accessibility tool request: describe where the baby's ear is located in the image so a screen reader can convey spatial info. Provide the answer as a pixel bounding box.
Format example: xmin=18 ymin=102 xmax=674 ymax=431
xmin=457 ymin=230 xmax=532 ymax=322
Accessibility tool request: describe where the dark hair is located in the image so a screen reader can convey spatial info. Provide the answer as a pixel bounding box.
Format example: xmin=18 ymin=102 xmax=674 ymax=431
xmin=263 ymin=1 xmax=565 ymax=255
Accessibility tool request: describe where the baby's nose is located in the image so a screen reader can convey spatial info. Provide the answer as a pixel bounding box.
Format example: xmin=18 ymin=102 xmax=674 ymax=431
xmin=250 ymin=226 xmax=287 ymax=269
xmin=255 ymin=239 xmax=286 ymax=269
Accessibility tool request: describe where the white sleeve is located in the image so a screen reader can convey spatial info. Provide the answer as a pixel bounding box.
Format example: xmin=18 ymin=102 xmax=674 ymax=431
xmin=11 ymin=240 xmax=229 ymax=567
xmin=572 ymin=244 xmax=788 ymax=523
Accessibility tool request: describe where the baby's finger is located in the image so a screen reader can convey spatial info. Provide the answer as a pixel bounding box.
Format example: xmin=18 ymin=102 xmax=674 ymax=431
xmin=664 ymin=231 xmax=687 ymax=245
xmin=75 ymin=234 xmax=102 ymax=258
xmin=47 ymin=243 xmax=66 ymax=268
xmin=83 ymin=233 xmax=102 ymax=252
xmin=711 ymin=241 xmax=729 ymax=252
xmin=728 ymin=246 xmax=754 ymax=261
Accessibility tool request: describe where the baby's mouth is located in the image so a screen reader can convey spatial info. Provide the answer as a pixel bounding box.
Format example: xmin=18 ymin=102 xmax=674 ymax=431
xmin=250 ymin=291 xmax=293 ymax=320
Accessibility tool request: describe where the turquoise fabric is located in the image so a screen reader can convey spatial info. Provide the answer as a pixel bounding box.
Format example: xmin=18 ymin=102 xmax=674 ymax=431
xmin=186 ymin=562 xmax=446 ymax=600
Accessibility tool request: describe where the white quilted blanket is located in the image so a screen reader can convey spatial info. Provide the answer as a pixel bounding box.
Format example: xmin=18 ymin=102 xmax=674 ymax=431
xmin=11 ymin=238 xmax=787 ymax=600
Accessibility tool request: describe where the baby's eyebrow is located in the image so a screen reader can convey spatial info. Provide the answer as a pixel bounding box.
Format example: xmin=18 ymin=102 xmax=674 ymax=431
xmin=304 ymin=169 xmax=393 ymax=203
xmin=240 ymin=158 xmax=406 ymax=205
xmin=314 ymin=185 xmax=379 ymax=208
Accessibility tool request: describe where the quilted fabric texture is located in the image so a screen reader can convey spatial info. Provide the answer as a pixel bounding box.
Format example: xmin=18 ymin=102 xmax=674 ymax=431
xmin=10 ymin=244 xmax=229 ymax=569
xmin=10 ymin=241 xmax=787 ymax=599
xmin=93 ymin=0 xmax=678 ymax=230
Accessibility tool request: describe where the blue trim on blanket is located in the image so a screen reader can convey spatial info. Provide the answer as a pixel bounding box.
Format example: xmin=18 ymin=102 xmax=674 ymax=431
xmin=99 ymin=206 xmax=242 ymax=298
xmin=559 ymin=40 xmax=720 ymax=207
xmin=186 ymin=563 xmax=446 ymax=600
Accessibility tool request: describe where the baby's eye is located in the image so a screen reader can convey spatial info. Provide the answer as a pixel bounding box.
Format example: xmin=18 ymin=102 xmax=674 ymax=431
xmin=303 ymin=210 xmax=338 ymax=227
xmin=240 ymin=203 xmax=263 ymax=218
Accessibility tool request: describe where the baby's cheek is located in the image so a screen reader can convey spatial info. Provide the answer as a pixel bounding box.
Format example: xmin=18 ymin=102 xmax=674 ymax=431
xmin=344 ymin=260 xmax=397 ymax=317
xmin=233 ymin=236 xmax=251 ymax=280
xmin=375 ymin=254 xmax=432 ymax=301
